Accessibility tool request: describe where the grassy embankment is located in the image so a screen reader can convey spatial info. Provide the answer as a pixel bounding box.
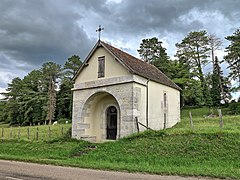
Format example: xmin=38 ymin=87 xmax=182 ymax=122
xmin=0 ymin=107 xmax=239 ymax=179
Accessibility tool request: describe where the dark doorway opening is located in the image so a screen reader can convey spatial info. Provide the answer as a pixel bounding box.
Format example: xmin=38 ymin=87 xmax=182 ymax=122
xmin=106 ymin=106 xmax=117 ymax=140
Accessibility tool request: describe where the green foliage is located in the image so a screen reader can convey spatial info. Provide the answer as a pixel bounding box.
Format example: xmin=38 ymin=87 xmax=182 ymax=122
xmin=175 ymin=31 xmax=211 ymax=106
xmin=56 ymin=55 xmax=82 ymax=121
xmin=56 ymin=78 xmax=73 ymax=120
xmin=175 ymin=30 xmax=210 ymax=79
xmin=64 ymin=55 xmax=82 ymax=78
xmin=228 ymin=101 xmax=240 ymax=115
xmin=224 ymin=28 xmax=240 ymax=92
xmin=170 ymin=57 xmax=204 ymax=106
xmin=57 ymin=118 xmax=71 ymax=124
xmin=0 ymin=54 xmax=81 ymax=126
xmin=137 ymin=37 xmax=172 ymax=78
xmin=210 ymin=57 xmax=222 ymax=106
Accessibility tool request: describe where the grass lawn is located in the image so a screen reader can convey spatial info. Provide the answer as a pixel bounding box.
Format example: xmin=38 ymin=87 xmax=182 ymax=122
xmin=0 ymin=107 xmax=239 ymax=179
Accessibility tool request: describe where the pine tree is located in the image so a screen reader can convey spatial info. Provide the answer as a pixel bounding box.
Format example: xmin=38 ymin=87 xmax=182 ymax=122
xmin=208 ymin=34 xmax=222 ymax=64
xmin=170 ymin=57 xmax=203 ymax=106
xmin=224 ymin=29 xmax=240 ymax=94
xmin=137 ymin=37 xmax=172 ymax=78
xmin=55 ymin=55 xmax=82 ymax=121
xmin=175 ymin=30 xmax=211 ymax=105
xmin=64 ymin=55 xmax=82 ymax=78
xmin=41 ymin=62 xmax=62 ymax=125
xmin=210 ymin=56 xmax=222 ymax=106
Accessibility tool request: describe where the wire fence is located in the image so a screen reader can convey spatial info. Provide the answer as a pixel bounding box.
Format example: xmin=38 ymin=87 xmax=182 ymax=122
xmin=0 ymin=124 xmax=71 ymax=141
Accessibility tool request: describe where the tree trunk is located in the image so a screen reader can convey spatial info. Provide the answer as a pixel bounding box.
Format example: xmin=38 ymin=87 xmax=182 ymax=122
xmin=46 ymin=77 xmax=56 ymax=125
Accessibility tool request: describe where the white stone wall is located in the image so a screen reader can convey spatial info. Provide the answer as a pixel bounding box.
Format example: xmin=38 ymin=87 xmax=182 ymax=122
xmin=148 ymin=81 xmax=180 ymax=130
xmin=132 ymin=75 xmax=180 ymax=131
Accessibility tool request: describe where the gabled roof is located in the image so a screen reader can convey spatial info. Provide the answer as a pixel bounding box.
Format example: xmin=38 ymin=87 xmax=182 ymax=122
xmin=73 ymin=40 xmax=181 ymax=91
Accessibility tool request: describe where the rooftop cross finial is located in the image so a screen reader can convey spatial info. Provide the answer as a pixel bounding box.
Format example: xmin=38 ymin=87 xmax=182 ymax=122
xmin=96 ymin=25 xmax=104 ymax=40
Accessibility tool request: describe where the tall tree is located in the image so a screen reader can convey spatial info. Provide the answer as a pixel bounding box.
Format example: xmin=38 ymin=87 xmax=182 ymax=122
xmin=1 ymin=78 xmax=24 ymax=125
xmin=224 ymin=29 xmax=240 ymax=93
xmin=208 ymin=34 xmax=223 ymax=64
xmin=210 ymin=56 xmax=222 ymax=106
xmin=41 ymin=62 xmax=62 ymax=125
xmin=1 ymin=70 xmax=49 ymax=126
xmin=137 ymin=37 xmax=172 ymax=77
xmin=56 ymin=55 xmax=82 ymax=120
xmin=21 ymin=70 xmax=47 ymax=125
xmin=175 ymin=30 xmax=211 ymax=105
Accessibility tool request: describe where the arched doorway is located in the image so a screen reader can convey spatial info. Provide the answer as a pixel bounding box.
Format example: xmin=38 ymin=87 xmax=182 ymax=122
xmin=106 ymin=106 xmax=117 ymax=140
xmin=77 ymin=91 xmax=120 ymax=142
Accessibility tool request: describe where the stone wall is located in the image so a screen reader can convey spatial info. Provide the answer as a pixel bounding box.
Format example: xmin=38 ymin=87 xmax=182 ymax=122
xmin=72 ymin=79 xmax=139 ymax=141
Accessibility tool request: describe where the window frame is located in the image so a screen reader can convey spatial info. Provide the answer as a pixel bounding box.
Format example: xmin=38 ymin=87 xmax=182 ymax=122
xmin=98 ymin=56 xmax=105 ymax=78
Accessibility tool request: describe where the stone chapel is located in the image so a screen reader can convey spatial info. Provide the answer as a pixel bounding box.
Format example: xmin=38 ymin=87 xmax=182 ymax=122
xmin=72 ymin=40 xmax=181 ymax=142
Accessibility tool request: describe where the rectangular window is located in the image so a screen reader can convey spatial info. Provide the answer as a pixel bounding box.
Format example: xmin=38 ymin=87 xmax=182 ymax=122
xmin=164 ymin=92 xmax=167 ymax=108
xmin=98 ymin=56 xmax=105 ymax=78
xmin=164 ymin=113 xmax=167 ymax=129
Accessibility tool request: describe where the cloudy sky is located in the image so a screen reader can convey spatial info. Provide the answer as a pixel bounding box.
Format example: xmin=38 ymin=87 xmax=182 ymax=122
xmin=0 ymin=0 xmax=239 ymax=98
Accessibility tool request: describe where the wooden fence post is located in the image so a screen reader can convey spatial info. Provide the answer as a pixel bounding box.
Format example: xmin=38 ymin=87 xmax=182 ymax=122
xmin=1 ymin=128 xmax=4 ymax=140
xmin=61 ymin=127 xmax=64 ymax=136
xmin=218 ymin=109 xmax=223 ymax=129
xmin=189 ymin=111 xmax=194 ymax=130
xmin=10 ymin=126 xmax=12 ymax=139
xmin=36 ymin=127 xmax=39 ymax=141
xmin=135 ymin=117 xmax=139 ymax=133
xmin=18 ymin=126 xmax=20 ymax=139
xmin=48 ymin=126 xmax=51 ymax=139
xmin=27 ymin=127 xmax=30 ymax=140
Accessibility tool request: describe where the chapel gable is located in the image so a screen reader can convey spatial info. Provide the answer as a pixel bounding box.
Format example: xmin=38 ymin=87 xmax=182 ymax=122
xmin=74 ymin=44 xmax=131 ymax=84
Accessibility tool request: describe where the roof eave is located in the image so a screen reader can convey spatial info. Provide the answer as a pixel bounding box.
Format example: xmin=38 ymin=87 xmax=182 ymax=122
xmin=100 ymin=42 xmax=136 ymax=75
xmin=72 ymin=40 xmax=101 ymax=81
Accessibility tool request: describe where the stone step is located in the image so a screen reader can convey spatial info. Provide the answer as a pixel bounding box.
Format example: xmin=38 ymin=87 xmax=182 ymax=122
xmin=80 ymin=135 xmax=97 ymax=142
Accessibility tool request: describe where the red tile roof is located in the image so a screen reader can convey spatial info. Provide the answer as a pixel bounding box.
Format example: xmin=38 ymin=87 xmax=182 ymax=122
xmin=101 ymin=41 xmax=181 ymax=90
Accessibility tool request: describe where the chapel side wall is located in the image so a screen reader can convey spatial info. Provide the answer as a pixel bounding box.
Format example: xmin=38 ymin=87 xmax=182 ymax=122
xmin=75 ymin=47 xmax=130 ymax=84
xmin=133 ymin=82 xmax=147 ymax=132
xmin=148 ymin=81 xmax=180 ymax=130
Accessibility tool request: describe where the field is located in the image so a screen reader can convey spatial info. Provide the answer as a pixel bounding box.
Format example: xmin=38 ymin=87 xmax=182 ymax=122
xmin=0 ymin=107 xmax=239 ymax=179
xmin=0 ymin=123 xmax=71 ymax=140
xmin=169 ymin=107 xmax=240 ymax=134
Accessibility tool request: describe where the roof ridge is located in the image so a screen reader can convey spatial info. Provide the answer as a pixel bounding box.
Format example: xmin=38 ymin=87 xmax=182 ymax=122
xmin=100 ymin=41 xmax=181 ymax=90
xmin=101 ymin=40 xmax=148 ymax=64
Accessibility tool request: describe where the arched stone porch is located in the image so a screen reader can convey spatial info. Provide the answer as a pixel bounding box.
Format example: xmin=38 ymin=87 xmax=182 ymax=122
xmin=79 ymin=91 xmax=120 ymax=141
xmin=72 ymin=83 xmax=138 ymax=142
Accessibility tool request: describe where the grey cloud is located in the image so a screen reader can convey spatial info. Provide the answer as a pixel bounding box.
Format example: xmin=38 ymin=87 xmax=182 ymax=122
xmin=90 ymin=0 xmax=240 ymax=38
xmin=0 ymin=0 xmax=94 ymax=68
xmin=0 ymin=0 xmax=240 ymax=93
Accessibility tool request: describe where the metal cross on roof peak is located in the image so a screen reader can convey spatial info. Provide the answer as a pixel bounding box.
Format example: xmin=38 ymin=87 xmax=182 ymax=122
xmin=96 ymin=25 xmax=104 ymax=40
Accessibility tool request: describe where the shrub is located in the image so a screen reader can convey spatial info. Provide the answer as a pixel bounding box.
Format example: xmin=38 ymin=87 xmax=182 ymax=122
xmin=57 ymin=118 xmax=72 ymax=124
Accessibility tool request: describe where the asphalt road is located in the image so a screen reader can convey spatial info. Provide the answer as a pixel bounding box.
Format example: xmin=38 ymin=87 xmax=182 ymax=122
xmin=0 ymin=160 xmax=221 ymax=180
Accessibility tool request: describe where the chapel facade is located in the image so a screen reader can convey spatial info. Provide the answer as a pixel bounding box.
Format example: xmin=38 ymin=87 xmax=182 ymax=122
xmin=72 ymin=40 xmax=181 ymax=142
